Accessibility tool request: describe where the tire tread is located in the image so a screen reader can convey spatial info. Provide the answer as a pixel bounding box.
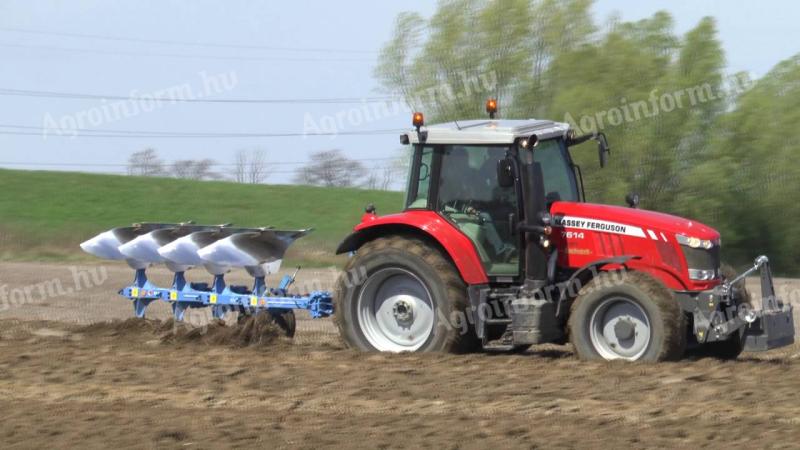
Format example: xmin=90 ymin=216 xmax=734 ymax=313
xmin=568 ymin=271 xmax=686 ymax=361
xmin=334 ymin=235 xmax=478 ymax=353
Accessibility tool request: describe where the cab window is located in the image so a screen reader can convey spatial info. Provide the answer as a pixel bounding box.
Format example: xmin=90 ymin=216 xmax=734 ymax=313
xmin=405 ymin=146 xmax=434 ymax=209
xmin=437 ymin=145 xmax=519 ymax=276
xmin=533 ymin=139 xmax=579 ymax=203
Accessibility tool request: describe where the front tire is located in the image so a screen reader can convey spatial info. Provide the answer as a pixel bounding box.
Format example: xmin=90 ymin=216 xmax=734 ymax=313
xmin=334 ymin=236 xmax=478 ymax=353
xmin=569 ymin=271 xmax=686 ymax=362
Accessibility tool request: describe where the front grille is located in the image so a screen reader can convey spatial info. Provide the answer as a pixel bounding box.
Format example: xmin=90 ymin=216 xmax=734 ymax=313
xmin=681 ymin=245 xmax=720 ymax=272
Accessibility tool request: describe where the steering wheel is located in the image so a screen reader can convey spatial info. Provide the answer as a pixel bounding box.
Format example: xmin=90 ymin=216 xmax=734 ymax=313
xmin=444 ymin=200 xmax=483 ymax=218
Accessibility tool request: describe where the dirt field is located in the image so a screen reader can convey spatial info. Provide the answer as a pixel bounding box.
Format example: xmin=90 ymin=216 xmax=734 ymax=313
xmin=1 ymin=261 xmax=800 ymax=449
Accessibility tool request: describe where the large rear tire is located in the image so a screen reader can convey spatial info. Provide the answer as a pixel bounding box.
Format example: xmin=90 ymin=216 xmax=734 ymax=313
xmin=334 ymin=236 xmax=479 ymax=353
xmin=568 ymin=271 xmax=686 ymax=362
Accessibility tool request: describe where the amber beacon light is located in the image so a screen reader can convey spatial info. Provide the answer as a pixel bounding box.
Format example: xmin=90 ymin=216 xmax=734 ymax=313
xmin=486 ymin=98 xmax=498 ymax=118
xmin=412 ymin=112 xmax=425 ymax=130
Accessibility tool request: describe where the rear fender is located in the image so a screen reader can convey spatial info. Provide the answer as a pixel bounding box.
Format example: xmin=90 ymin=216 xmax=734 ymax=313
xmin=336 ymin=211 xmax=489 ymax=285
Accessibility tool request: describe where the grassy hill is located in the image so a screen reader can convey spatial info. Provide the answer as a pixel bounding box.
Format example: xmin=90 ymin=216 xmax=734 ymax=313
xmin=0 ymin=169 xmax=404 ymax=265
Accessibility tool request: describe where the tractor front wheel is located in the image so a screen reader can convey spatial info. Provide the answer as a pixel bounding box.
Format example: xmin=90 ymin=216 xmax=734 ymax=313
xmin=334 ymin=236 xmax=478 ymax=353
xmin=569 ymin=271 xmax=686 ymax=362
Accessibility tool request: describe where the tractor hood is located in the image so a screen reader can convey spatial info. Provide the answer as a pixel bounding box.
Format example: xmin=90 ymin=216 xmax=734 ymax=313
xmin=550 ymin=201 xmax=720 ymax=240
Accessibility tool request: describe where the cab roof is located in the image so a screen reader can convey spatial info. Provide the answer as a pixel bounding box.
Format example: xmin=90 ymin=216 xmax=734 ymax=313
xmin=404 ymin=118 xmax=571 ymax=145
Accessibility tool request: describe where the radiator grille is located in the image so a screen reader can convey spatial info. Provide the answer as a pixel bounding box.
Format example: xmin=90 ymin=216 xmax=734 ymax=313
xmin=681 ymin=245 xmax=720 ymax=271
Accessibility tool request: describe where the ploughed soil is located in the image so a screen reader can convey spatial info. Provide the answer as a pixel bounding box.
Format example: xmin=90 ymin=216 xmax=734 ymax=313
xmin=1 ymin=262 xmax=800 ymax=449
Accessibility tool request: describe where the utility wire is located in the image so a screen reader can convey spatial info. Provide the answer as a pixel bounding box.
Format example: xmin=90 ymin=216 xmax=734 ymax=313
xmin=0 ymin=164 xmax=402 ymax=176
xmin=0 ymin=167 xmax=400 ymax=175
xmin=0 ymin=130 xmax=402 ymax=138
xmin=0 ymin=88 xmax=397 ymax=104
xmin=0 ymin=124 xmax=403 ymax=137
xmin=0 ymin=42 xmax=375 ymax=63
xmin=0 ymin=124 xmax=405 ymax=139
xmin=0 ymin=157 xmax=399 ymax=167
xmin=0 ymin=26 xmax=377 ymax=54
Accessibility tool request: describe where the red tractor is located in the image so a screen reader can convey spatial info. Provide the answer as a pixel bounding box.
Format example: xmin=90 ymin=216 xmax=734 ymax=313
xmin=333 ymin=101 xmax=795 ymax=361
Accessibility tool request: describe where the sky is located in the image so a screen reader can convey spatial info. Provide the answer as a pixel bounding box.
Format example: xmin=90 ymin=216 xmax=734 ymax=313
xmin=0 ymin=0 xmax=798 ymax=184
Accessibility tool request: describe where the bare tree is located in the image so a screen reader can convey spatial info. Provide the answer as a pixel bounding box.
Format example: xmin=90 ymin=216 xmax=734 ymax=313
xmin=364 ymin=169 xmax=381 ymax=190
xmin=233 ymin=149 xmax=269 ymax=184
xmin=363 ymin=163 xmax=403 ymax=191
xmin=381 ymin=165 xmax=395 ymax=190
xmin=248 ymin=149 xmax=267 ymax=184
xmin=171 ymin=159 xmax=218 ymax=180
xmin=234 ymin=150 xmax=248 ymax=183
xmin=361 ymin=164 xmax=395 ymax=191
xmin=293 ymin=149 xmax=366 ymax=187
xmin=127 ymin=148 xmax=164 ymax=176
xmin=370 ymin=147 xmax=411 ymax=191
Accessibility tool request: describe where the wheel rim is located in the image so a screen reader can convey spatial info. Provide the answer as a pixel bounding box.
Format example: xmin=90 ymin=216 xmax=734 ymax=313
xmin=356 ymin=268 xmax=435 ymax=352
xmin=588 ymin=296 xmax=651 ymax=360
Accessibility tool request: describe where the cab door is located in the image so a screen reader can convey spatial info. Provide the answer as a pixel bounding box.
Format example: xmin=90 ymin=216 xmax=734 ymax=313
xmin=433 ymin=144 xmax=522 ymax=279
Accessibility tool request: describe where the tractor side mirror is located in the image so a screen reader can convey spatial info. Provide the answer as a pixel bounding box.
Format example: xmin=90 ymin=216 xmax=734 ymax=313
xmin=565 ymin=131 xmax=610 ymax=168
xmin=597 ymin=133 xmax=610 ymax=168
xmin=497 ymin=158 xmax=515 ymax=188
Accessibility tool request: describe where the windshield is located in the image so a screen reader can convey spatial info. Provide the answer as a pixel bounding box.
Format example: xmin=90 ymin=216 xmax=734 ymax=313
xmin=532 ymin=139 xmax=579 ymax=203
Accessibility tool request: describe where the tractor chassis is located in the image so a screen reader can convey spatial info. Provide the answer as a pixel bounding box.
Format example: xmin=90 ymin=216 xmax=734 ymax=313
xmin=467 ymin=285 xmax=564 ymax=350
xmin=468 ymin=256 xmax=794 ymax=352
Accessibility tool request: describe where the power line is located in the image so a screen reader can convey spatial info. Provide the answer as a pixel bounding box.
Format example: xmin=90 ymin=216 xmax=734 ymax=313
xmin=0 ymin=157 xmax=399 ymax=167
xmin=0 ymin=88 xmax=397 ymax=104
xmin=0 ymin=123 xmax=404 ymax=137
xmin=0 ymin=167 xmax=399 ymax=175
xmin=0 ymin=26 xmax=377 ymax=54
xmin=0 ymin=130 xmax=401 ymax=138
xmin=0 ymin=42 xmax=375 ymax=63
xmin=0 ymin=164 xmax=403 ymax=176
xmin=0 ymin=124 xmax=405 ymax=139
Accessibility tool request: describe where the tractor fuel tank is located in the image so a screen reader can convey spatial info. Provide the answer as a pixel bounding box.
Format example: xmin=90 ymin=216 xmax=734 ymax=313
xmin=510 ymin=297 xmax=563 ymax=345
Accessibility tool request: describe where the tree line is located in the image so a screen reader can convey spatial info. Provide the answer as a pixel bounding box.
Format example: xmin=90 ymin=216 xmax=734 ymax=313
xmin=376 ymin=0 xmax=800 ymax=272
xmin=126 ymin=147 xmax=408 ymax=190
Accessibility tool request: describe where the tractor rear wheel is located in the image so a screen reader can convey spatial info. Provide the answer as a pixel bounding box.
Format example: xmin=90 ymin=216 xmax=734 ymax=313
xmin=334 ymin=235 xmax=478 ymax=353
xmin=568 ymin=271 xmax=686 ymax=362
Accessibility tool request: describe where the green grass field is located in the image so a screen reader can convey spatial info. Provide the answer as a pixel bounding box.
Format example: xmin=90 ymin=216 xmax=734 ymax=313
xmin=0 ymin=169 xmax=404 ymax=265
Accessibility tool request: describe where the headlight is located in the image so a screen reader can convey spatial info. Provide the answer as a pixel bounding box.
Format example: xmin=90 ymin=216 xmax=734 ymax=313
xmin=676 ymin=234 xmax=720 ymax=281
xmin=676 ymin=234 xmax=715 ymax=249
xmin=688 ymin=269 xmax=717 ymax=281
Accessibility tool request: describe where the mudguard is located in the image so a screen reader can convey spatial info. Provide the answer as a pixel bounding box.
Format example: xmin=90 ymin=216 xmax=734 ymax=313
xmin=336 ymin=210 xmax=490 ymax=285
xmin=555 ymin=255 xmax=640 ymax=317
